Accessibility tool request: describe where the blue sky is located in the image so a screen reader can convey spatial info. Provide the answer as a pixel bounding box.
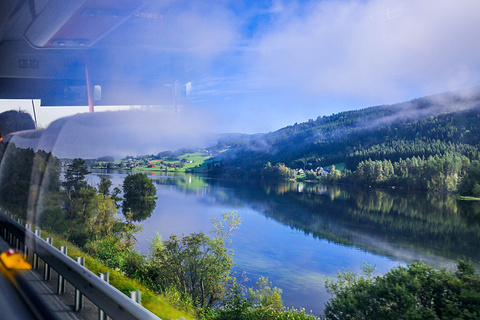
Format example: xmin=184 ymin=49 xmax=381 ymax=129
xmin=170 ymin=0 xmax=480 ymax=133
xmin=3 ymin=0 xmax=480 ymax=136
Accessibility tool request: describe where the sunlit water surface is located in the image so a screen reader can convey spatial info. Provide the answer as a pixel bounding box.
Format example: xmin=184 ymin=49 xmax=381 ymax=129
xmin=88 ymin=171 xmax=480 ymax=315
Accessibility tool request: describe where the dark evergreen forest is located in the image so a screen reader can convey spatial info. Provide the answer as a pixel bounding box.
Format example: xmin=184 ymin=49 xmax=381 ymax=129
xmin=209 ymin=87 xmax=480 ymax=194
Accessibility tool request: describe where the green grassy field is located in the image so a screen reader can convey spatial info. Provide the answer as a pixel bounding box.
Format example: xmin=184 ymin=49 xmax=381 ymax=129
xmin=129 ymin=152 xmax=211 ymax=173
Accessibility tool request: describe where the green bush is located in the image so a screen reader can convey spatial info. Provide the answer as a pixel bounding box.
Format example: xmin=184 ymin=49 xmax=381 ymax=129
xmin=85 ymin=236 xmax=126 ymax=270
xmin=324 ymin=260 xmax=480 ymax=320
xmin=201 ymin=279 xmax=320 ymax=320
xmin=205 ymin=305 xmax=319 ymax=320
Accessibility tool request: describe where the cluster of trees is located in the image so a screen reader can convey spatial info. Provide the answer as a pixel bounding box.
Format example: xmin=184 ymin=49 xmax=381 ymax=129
xmin=208 ymin=161 xmax=297 ymax=182
xmin=342 ymin=153 xmax=469 ymax=191
xmin=142 ymin=212 xmax=241 ymax=309
xmin=209 ymin=89 xmax=480 ymax=193
xmin=260 ymin=162 xmax=296 ymax=182
xmin=325 ymin=260 xmax=480 ymax=320
xmin=458 ymin=160 xmax=480 ymax=197
xmin=345 ymin=138 xmax=480 ymax=170
xmin=0 ymin=145 xmax=60 ymax=216
xmin=40 ymin=158 xmax=157 ymax=248
xmin=318 ymin=152 xmax=480 ymax=195
xmin=5 ymin=149 xmax=151 ymax=271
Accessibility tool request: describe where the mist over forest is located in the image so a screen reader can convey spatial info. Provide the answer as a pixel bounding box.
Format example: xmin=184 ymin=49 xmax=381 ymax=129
xmin=207 ymin=86 xmax=480 ymax=195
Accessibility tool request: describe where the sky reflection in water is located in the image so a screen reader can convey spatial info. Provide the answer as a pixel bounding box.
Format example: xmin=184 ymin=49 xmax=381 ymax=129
xmin=90 ymin=172 xmax=406 ymax=315
xmin=89 ymin=172 xmax=480 ymax=314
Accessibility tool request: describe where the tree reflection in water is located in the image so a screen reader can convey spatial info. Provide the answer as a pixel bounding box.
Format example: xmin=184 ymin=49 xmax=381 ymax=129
xmin=214 ymin=180 xmax=480 ymax=267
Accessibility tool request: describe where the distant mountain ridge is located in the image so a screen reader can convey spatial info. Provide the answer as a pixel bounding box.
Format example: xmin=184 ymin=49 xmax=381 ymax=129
xmin=211 ymin=86 xmax=480 ymax=174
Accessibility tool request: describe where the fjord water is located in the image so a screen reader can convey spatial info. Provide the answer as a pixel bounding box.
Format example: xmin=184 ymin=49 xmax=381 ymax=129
xmin=90 ymin=172 xmax=480 ymax=315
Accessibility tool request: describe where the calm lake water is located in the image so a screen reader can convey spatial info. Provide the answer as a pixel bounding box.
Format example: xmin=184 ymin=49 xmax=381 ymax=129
xmin=89 ymin=171 xmax=480 ymax=316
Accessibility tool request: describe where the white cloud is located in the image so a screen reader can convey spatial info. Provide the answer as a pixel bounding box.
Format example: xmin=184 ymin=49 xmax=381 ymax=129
xmin=249 ymin=0 xmax=480 ymax=102
xmin=156 ymin=1 xmax=240 ymax=57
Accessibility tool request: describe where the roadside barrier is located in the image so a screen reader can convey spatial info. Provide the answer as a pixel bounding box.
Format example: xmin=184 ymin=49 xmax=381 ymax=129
xmin=0 ymin=211 xmax=160 ymax=320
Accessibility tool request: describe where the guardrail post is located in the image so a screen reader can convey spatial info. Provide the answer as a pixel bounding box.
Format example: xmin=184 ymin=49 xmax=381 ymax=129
xmin=99 ymin=272 xmax=109 ymax=320
xmin=57 ymin=246 xmax=67 ymax=294
xmin=24 ymin=224 xmax=31 ymax=259
xmin=75 ymin=257 xmax=85 ymax=311
xmin=130 ymin=290 xmax=141 ymax=304
xmin=15 ymin=219 xmax=22 ymax=250
xmin=33 ymin=230 xmax=41 ymax=269
xmin=7 ymin=216 xmax=13 ymax=245
xmin=44 ymin=237 xmax=53 ymax=281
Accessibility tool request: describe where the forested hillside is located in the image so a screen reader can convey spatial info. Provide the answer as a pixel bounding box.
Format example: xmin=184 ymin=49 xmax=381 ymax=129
xmin=209 ymin=87 xmax=480 ymax=193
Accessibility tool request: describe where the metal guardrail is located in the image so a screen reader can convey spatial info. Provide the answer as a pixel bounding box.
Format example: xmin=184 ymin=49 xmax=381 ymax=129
xmin=0 ymin=211 xmax=161 ymax=320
